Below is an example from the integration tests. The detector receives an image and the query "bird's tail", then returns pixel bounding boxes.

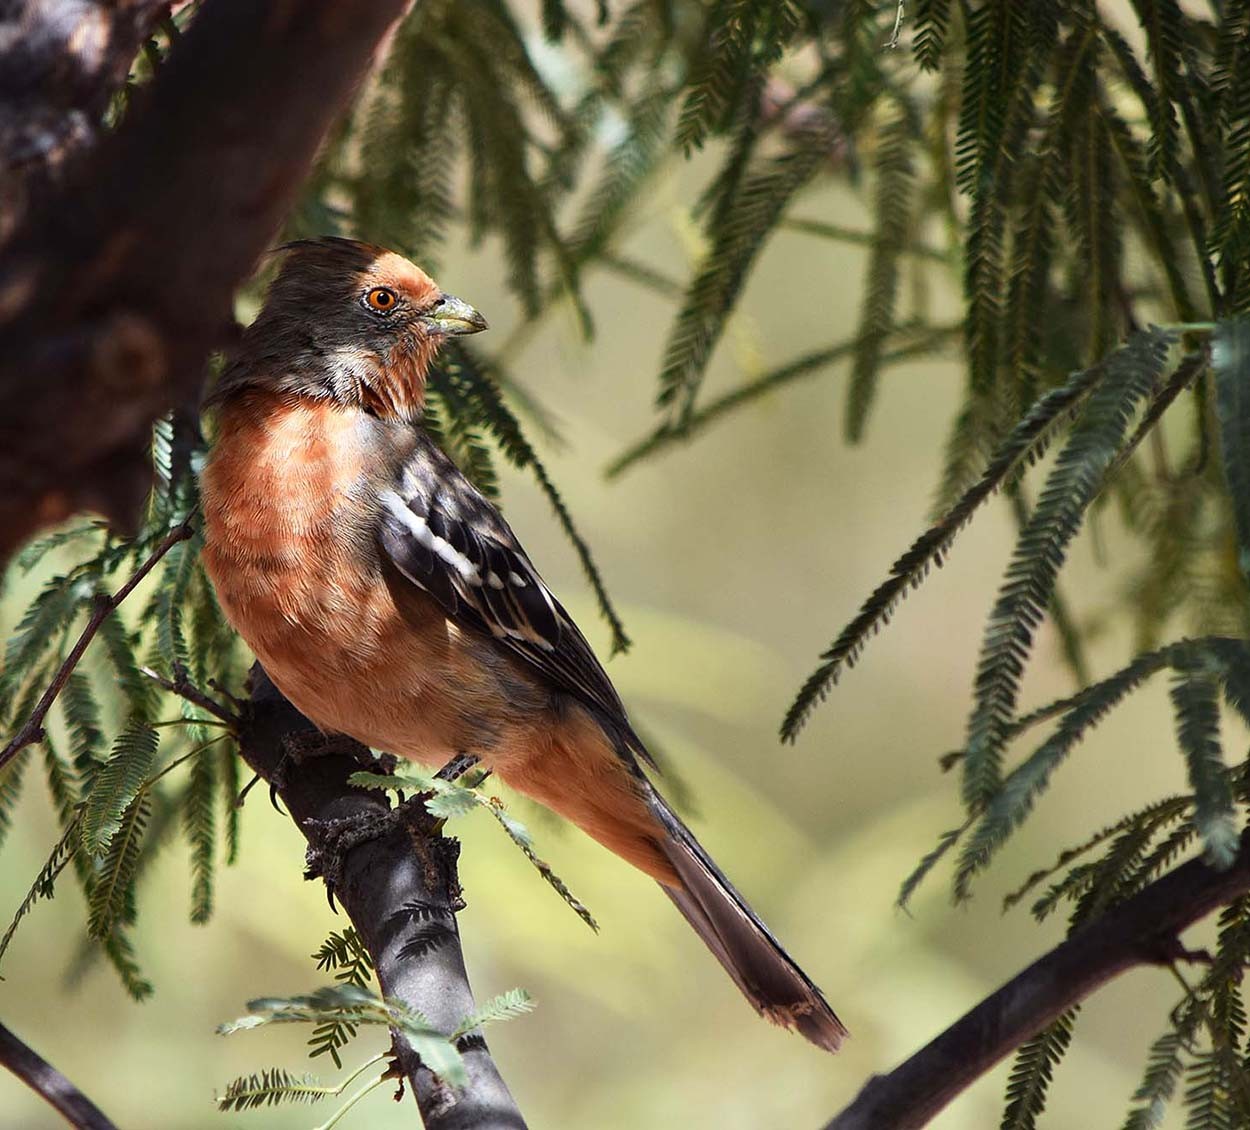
[645,784,848,1053]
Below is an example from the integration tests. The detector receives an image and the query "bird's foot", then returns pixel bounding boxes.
[304,792,454,911]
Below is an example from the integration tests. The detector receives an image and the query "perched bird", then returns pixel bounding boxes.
[200,237,846,1052]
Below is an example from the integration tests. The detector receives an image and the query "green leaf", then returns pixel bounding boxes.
[846,100,916,441]
[963,329,1173,809]
[184,743,217,924]
[0,747,31,856]
[1000,1008,1079,1129]
[87,793,152,938]
[1129,0,1185,182]
[913,0,951,72]
[452,987,535,1039]
[782,341,1115,742]
[81,720,159,856]
[655,143,828,430]
[217,1068,332,1111]
[1122,1031,1186,1130]
[1169,656,1238,869]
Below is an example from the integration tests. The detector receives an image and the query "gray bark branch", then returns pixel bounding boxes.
[825,831,1250,1130]
[240,667,527,1130]
[0,1018,118,1130]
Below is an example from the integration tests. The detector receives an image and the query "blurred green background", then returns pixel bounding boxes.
[0,161,1208,1128]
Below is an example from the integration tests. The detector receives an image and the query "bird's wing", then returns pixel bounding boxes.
[377,435,647,759]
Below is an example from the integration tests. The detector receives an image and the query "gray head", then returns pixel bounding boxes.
[211,237,486,420]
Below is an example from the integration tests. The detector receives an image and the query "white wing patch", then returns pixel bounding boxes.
[381,490,482,584]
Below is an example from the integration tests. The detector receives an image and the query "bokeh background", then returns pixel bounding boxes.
[0,141,1211,1129]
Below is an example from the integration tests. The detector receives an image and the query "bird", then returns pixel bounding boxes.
[199,236,846,1052]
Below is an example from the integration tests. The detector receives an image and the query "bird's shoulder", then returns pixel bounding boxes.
[376,426,649,762]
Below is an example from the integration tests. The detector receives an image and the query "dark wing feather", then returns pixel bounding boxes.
[378,435,647,761]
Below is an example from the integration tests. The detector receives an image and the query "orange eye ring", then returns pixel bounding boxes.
[364,287,398,315]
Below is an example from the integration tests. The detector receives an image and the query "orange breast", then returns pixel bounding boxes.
[201,392,444,748]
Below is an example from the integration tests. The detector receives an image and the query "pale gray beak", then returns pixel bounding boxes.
[422,293,488,336]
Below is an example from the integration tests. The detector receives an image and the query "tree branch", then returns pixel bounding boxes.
[238,666,527,1130]
[0,0,171,240]
[825,831,1250,1130]
[0,0,412,562]
[0,1018,118,1130]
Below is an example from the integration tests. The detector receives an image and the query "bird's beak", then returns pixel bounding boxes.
[422,293,488,336]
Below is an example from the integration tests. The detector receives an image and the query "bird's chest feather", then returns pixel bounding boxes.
[201,395,428,688]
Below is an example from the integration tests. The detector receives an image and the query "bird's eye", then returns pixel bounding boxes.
[363,287,398,315]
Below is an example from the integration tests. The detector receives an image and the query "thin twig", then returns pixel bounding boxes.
[138,665,237,725]
[0,519,194,773]
[0,1020,118,1130]
[825,830,1250,1130]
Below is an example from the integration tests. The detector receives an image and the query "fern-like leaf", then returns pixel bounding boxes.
[913,0,952,72]
[655,142,828,430]
[216,1068,331,1111]
[1130,0,1185,182]
[1169,655,1238,869]
[451,987,535,1039]
[782,341,1117,742]
[81,719,159,856]
[846,100,916,441]
[87,792,152,938]
[183,743,217,924]
[1000,1007,1080,1129]
[963,329,1173,809]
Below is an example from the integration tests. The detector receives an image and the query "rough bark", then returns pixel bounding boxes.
[0,0,409,562]
[240,667,527,1130]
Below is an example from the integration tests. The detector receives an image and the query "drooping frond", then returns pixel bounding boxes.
[1168,654,1237,869]
[674,0,802,153]
[183,742,217,924]
[846,99,916,441]
[962,329,1174,809]
[1129,0,1185,183]
[80,719,159,856]
[913,0,952,73]
[781,343,1121,742]
[655,142,829,430]
[954,636,1245,896]
[87,793,151,939]
[999,1008,1080,1130]
[1213,318,1250,583]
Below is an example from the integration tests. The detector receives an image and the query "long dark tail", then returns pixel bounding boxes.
[645,784,848,1052]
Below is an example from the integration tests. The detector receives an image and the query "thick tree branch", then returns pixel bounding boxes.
[0,1019,118,1130]
[825,831,1250,1130]
[0,0,411,562]
[0,0,171,239]
[238,666,526,1130]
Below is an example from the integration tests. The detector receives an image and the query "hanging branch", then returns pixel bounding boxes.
[824,831,1250,1130]
[0,518,195,773]
[237,666,527,1130]
[0,1019,118,1130]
